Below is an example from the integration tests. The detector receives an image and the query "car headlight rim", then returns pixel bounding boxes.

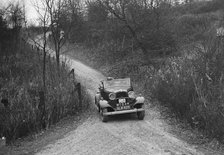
[128,91,135,98]
[109,93,116,100]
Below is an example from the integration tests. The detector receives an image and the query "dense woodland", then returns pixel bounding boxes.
[1,0,224,144]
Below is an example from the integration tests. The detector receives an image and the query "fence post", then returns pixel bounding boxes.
[38,91,46,129]
[48,54,51,64]
[69,69,81,110]
[68,69,75,81]
[76,83,82,110]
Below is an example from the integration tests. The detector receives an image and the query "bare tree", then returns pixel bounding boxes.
[5,2,25,29]
[5,1,26,50]
[61,0,83,43]
[32,0,51,89]
[45,0,71,72]
[98,0,150,61]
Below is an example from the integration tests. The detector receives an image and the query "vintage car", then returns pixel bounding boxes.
[95,77,145,122]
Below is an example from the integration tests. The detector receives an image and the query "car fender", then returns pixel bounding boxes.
[134,96,145,106]
[95,93,101,103]
[99,100,112,109]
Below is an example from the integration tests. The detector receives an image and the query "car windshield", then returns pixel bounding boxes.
[104,78,131,90]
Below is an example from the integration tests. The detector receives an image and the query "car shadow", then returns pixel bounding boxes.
[107,113,140,122]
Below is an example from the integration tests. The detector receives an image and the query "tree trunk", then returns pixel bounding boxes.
[43,32,47,90]
[56,48,60,75]
[43,49,46,89]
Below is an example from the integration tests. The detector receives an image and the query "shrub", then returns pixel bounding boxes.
[175,13,217,44]
[151,57,195,117]
[151,37,224,139]
[192,0,224,14]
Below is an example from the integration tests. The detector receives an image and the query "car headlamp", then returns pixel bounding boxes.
[109,93,116,100]
[128,91,135,98]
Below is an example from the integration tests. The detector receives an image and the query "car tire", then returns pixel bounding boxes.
[137,111,145,120]
[100,108,108,122]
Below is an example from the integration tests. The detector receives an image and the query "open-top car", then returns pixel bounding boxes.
[95,77,145,122]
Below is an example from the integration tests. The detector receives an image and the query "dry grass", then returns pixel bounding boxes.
[150,37,224,141]
[0,42,91,143]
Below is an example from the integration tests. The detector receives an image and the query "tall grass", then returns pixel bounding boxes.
[0,42,90,143]
[151,37,224,140]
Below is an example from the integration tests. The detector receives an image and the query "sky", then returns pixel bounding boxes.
[0,0,212,25]
[1,0,39,25]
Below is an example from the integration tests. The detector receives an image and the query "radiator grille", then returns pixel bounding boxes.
[116,92,128,98]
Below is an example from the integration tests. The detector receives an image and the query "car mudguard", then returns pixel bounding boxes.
[95,93,101,104]
[134,96,145,107]
[99,100,113,109]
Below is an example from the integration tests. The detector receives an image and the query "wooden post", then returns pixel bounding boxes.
[72,69,75,81]
[38,91,46,129]
[0,137,6,148]
[48,54,51,64]
[68,69,75,81]
[76,83,82,110]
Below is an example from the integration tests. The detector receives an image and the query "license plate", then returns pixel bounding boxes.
[117,99,130,110]
[124,105,130,109]
[117,106,130,110]
[119,99,126,103]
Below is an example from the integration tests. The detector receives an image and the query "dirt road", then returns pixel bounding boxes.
[33,53,212,155]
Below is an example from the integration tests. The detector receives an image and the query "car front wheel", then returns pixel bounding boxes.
[137,111,145,120]
[100,108,108,122]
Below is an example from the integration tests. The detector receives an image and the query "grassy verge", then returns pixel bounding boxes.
[0,41,91,144]
[151,38,224,142]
